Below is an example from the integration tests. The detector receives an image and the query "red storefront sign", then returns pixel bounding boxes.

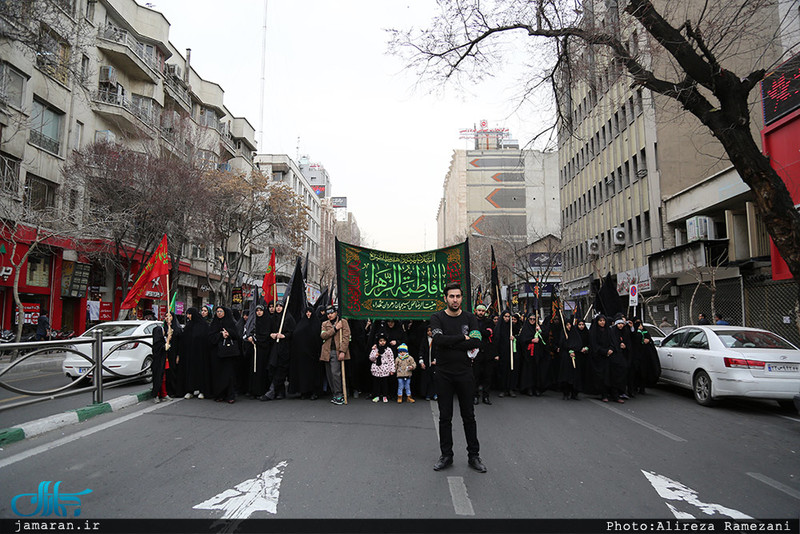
[16,303,40,325]
[99,302,113,321]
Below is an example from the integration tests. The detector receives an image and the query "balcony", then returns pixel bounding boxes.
[96,24,160,83]
[91,89,157,139]
[29,130,60,155]
[163,75,191,111]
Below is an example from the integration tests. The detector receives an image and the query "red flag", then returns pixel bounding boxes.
[263,248,276,302]
[120,234,170,310]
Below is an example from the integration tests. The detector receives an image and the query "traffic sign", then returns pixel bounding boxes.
[629,284,638,307]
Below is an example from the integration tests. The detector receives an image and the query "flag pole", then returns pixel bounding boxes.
[275,291,290,343]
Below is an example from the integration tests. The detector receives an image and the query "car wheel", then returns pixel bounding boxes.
[141,355,153,384]
[693,370,716,406]
[777,399,799,413]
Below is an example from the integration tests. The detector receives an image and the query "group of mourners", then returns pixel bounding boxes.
[148,300,661,406]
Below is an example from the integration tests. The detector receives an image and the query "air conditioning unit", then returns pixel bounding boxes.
[99,65,117,84]
[587,238,600,256]
[94,130,116,143]
[612,226,627,246]
[166,64,182,79]
[686,215,715,242]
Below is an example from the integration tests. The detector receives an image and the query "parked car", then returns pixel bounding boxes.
[643,323,666,346]
[62,321,161,383]
[657,325,800,409]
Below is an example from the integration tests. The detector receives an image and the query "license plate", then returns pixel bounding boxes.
[766,364,800,373]
[77,367,88,374]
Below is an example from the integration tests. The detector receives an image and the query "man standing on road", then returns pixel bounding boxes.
[35,311,50,341]
[320,306,350,405]
[430,282,486,473]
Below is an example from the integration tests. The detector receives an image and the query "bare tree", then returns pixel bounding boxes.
[389,0,800,284]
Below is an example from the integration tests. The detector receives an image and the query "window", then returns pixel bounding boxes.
[30,100,64,154]
[68,188,79,221]
[643,210,651,240]
[80,54,90,84]
[0,153,21,193]
[36,25,70,84]
[85,0,96,20]
[25,174,58,211]
[73,120,83,150]
[683,330,708,350]
[0,62,25,109]
[26,255,51,287]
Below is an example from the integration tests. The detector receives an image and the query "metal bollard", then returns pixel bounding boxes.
[92,329,104,404]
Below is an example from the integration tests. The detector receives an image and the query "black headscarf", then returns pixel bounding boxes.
[210,306,240,341]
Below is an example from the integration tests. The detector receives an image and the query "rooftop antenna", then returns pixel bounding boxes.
[296,136,300,161]
[257,0,268,151]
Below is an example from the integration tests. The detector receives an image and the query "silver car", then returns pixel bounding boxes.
[62,320,160,383]
[657,325,800,409]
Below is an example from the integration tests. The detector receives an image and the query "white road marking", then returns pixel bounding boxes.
[194,461,288,519]
[0,400,175,469]
[747,472,800,500]
[448,476,475,516]
[777,415,800,423]
[430,400,439,429]
[592,400,687,442]
[642,470,753,519]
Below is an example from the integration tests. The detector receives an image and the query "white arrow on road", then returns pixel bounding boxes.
[642,470,753,519]
[194,460,288,519]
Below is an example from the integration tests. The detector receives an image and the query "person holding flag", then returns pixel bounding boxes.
[152,309,182,402]
[120,234,170,313]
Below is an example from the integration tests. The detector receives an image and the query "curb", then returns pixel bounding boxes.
[0,390,152,447]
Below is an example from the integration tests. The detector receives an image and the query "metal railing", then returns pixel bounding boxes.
[0,332,154,413]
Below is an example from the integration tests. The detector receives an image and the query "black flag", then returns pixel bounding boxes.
[283,257,306,323]
[490,246,503,314]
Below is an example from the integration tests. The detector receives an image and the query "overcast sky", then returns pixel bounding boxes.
[150,0,553,253]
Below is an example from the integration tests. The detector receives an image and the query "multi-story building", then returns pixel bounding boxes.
[556,0,796,335]
[437,126,560,247]
[254,154,322,296]
[0,0,258,332]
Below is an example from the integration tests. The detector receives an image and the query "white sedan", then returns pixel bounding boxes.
[657,325,800,409]
[62,320,161,383]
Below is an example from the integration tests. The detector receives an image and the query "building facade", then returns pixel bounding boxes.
[0,0,259,332]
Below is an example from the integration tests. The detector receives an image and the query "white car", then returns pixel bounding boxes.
[657,325,800,409]
[62,321,161,383]
[643,323,666,346]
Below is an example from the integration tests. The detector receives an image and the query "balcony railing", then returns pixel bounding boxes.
[163,75,191,109]
[29,130,60,155]
[92,89,158,130]
[97,24,159,75]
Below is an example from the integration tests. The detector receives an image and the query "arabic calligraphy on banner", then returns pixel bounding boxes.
[336,239,471,320]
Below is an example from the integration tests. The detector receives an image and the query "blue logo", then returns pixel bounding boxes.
[11,481,92,517]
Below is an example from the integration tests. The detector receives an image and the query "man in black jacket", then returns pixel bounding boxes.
[429,282,486,473]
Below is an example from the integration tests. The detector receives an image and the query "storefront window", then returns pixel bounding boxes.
[26,255,51,287]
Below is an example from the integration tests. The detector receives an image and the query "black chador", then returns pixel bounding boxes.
[589,315,613,401]
[208,307,240,403]
[609,318,631,402]
[517,315,545,396]
[472,313,496,404]
[152,315,182,398]
[291,306,324,399]
[495,311,519,396]
[260,304,296,400]
[557,321,583,399]
[179,307,210,398]
[246,306,272,397]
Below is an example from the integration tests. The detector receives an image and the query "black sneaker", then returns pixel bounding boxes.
[433,455,453,471]
[468,456,487,473]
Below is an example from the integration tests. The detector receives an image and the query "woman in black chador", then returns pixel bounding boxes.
[259,300,296,401]
[632,318,661,394]
[558,319,583,400]
[152,311,182,401]
[609,315,631,403]
[246,304,272,398]
[518,313,544,396]
[179,307,210,399]
[589,315,613,402]
[291,305,323,399]
[208,306,240,403]
[495,309,519,397]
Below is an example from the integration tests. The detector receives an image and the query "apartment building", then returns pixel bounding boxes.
[0,0,258,332]
[556,0,796,336]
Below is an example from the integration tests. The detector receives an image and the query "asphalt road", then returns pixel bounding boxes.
[0,384,798,523]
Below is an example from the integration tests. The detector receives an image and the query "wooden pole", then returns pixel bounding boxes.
[275,291,290,343]
[339,326,348,404]
[509,317,514,371]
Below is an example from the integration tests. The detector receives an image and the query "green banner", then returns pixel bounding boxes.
[336,239,471,320]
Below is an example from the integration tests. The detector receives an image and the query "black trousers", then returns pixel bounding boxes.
[436,368,480,458]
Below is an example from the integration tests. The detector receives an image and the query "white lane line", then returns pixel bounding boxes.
[642,470,753,519]
[777,415,800,423]
[747,472,800,500]
[591,399,687,442]
[447,476,475,516]
[194,461,288,518]
[0,400,175,469]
